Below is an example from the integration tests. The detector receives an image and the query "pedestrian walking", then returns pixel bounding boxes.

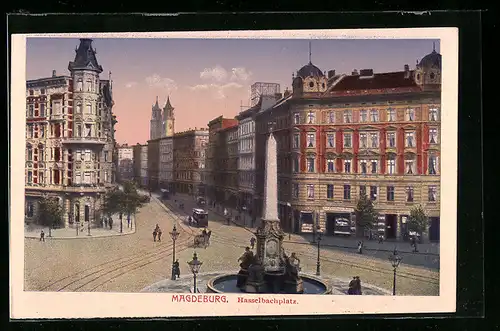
[348,276,356,295]
[378,234,384,244]
[157,227,163,242]
[250,237,256,249]
[153,229,157,242]
[357,241,364,254]
[173,259,180,279]
[109,218,113,230]
[104,218,108,228]
[40,230,45,242]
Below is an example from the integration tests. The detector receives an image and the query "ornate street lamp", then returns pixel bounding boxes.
[388,248,403,296]
[169,225,180,280]
[187,252,203,293]
[316,226,322,276]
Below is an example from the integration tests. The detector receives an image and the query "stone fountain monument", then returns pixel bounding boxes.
[206,122,330,294]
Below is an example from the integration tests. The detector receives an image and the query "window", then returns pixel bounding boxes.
[76,103,82,114]
[406,108,415,121]
[27,145,33,161]
[343,133,352,148]
[85,124,92,137]
[28,104,34,117]
[326,133,335,148]
[360,109,368,122]
[76,124,82,137]
[359,185,366,197]
[429,107,439,121]
[292,133,300,148]
[292,183,299,198]
[53,101,61,115]
[360,160,367,174]
[326,159,335,172]
[370,160,378,174]
[104,171,109,182]
[307,184,314,199]
[405,159,415,174]
[104,151,109,162]
[40,88,45,95]
[370,186,378,200]
[293,113,300,124]
[307,133,315,148]
[406,186,414,202]
[370,109,379,122]
[87,79,92,92]
[27,124,34,138]
[344,159,351,173]
[26,201,34,217]
[387,156,396,174]
[328,111,335,123]
[39,147,44,161]
[428,154,438,175]
[370,132,379,148]
[39,171,44,184]
[87,104,92,114]
[29,90,34,96]
[27,171,33,184]
[76,150,82,161]
[40,103,45,117]
[387,108,396,121]
[327,184,334,199]
[387,132,396,148]
[387,186,395,201]
[343,110,352,123]
[77,79,83,91]
[343,185,351,200]
[405,132,415,147]
[84,172,91,184]
[307,157,315,172]
[307,111,315,124]
[293,156,300,172]
[360,133,367,148]
[428,186,437,202]
[429,128,438,144]
[85,150,91,162]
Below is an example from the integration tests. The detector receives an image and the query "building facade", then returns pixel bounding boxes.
[172,129,209,196]
[132,143,142,186]
[147,138,160,191]
[140,144,148,187]
[150,96,175,140]
[254,49,441,241]
[206,116,239,205]
[24,38,116,228]
[158,136,174,192]
[222,124,239,210]
[117,144,134,182]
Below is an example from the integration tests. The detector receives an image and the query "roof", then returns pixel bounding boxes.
[222,118,238,129]
[68,39,103,73]
[153,96,161,110]
[418,49,442,69]
[297,62,324,78]
[164,96,174,109]
[330,71,419,92]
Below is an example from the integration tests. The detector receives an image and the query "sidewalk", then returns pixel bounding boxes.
[167,193,439,256]
[25,213,136,239]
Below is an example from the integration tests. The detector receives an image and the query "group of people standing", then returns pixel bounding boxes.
[348,276,362,295]
[153,224,163,242]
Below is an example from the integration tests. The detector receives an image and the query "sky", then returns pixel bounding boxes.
[26,38,440,145]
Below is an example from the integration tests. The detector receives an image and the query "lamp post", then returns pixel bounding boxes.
[187,252,203,293]
[169,225,180,280]
[316,226,322,276]
[119,212,123,233]
[388,248,402,296]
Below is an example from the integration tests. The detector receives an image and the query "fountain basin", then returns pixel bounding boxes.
[207,273,331,295]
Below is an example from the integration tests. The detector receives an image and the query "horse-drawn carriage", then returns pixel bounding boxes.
[193,229,212,248]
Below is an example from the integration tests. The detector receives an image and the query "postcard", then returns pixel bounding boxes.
[10,27,458,319]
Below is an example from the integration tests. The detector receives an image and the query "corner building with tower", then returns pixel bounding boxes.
[24,38,116,228]
[255,47,442,242]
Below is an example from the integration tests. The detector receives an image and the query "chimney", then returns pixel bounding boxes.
[328,70,336,79]
[352,69,359,76]
[404,64,410,78]
[283,88,291,97]
[52,70,57,77]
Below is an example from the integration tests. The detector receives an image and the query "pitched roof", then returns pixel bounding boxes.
[164,96,174,109]
[68,39,103,73]
[331,71,419,92]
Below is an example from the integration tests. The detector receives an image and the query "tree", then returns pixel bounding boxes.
[120,180,144,229]
[354,194,378,237]
[37,196,64,236]
[407,205,429,235]
[102,187,122,226]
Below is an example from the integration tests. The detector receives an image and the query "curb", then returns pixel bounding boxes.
[25,228,136,240]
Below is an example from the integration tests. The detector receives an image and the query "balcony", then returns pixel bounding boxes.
[63,184,107,193]
[48,114,65,122]
[62,136,107,145]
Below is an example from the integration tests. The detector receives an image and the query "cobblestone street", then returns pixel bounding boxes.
[25,197,439,295]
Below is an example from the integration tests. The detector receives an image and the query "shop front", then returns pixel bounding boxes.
[322,207,354,236]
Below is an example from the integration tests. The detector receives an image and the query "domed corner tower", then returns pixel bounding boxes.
[292,61,328,96]
[414,44,442,91]
[163,96,175,137]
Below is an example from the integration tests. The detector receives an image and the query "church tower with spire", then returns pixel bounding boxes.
[150,96,163,140]
[162,96,175,137]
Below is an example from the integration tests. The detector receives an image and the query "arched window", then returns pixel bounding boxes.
[87,79,92,92]
[76,103,82,114]
[77,79,83,91]
[27,145,33,161]
[86,104,92,114]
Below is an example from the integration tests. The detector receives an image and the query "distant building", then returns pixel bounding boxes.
[150,96,175,140]
[132,143,142,186]
[172,128,209,197]
[221,123,239,210]
[24,38,116,228]
[158,136,174,192]
[117,144,134,182]
[140,144,148,187]
[147,138,160,191]
[206,116,239,206]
